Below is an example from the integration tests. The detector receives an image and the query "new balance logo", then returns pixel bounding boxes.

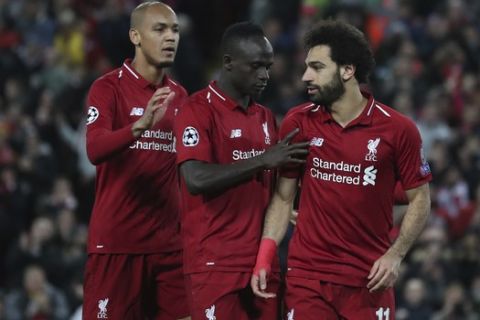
[130,107,144,116]
[97,298,109,319]
[230,129,242,138]
[310,137,324,147]
[205,305,216,320]
[362,165,377,186]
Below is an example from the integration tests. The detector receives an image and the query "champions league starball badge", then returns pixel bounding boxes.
[182,126,199,147]
[87,106,99,125]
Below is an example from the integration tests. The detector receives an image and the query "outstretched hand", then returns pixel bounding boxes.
[259,128,309,169]
[132,87,175,138]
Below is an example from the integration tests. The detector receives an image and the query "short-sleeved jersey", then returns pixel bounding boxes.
[280,92,432,287]
[174,81,278,274]
[85,59,188,254]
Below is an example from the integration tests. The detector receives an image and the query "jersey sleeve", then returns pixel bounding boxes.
[278,111,305,179]
[174,99,213,165]
[85,78,136,165]
[395,118,432,190]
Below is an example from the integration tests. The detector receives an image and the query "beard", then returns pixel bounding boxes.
[309,69,345,108]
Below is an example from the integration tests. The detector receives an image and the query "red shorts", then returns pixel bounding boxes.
[83,252,189,320]
[285,276,395,320]
[185,271,280,320]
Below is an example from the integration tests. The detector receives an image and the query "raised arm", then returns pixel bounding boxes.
[86,84,174,165]
[367,183,430,292]
[251,176,299,298]
[179,129,308,195]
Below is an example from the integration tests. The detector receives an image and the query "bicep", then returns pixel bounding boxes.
[405,183,430,203]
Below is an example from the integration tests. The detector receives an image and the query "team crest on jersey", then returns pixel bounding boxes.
[262,122,271,144]
[365,138,380,161]
[183,126,199,147]
[287,308,294,320]
[97,298,109,318]
[205,305,216,320]
[87,106,99,125]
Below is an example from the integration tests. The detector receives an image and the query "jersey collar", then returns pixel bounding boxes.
[315,91,375,127]
[122,59,169,89]
[207,81,258,113]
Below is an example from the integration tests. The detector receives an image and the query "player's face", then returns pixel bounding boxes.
[229,37,274,100]
[302,45,345,107]
[136,5,179,68]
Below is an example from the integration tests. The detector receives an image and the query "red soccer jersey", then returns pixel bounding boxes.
[85,59,187,254]
[280,92,432,287]
[174,81,278,274]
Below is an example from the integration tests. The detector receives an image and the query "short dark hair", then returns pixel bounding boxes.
[221,21,266,55]
[304,20,375,83]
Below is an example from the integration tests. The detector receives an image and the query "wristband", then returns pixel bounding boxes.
[253,238,277,276]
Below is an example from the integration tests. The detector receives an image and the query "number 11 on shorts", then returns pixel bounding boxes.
[375,307,390,320]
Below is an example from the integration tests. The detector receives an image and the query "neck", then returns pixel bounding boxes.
[217,73,250,110]
[131,56,165,86]
[330,86,367,127]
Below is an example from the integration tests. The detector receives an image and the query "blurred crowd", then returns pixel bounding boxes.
[0,0,479,318]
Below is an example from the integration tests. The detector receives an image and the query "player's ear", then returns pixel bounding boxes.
[341,64,355,81]
[223,54,233,71]
[129,28,141,47]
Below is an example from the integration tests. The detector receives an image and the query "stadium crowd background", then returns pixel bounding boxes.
[0,0,479,318]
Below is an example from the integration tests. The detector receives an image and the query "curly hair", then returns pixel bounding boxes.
[304,20,375,83]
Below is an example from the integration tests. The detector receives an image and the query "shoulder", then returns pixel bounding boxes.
[371,100,419,135]
[177,87,212,119]
[166,77,188,97]
[283,102,316,124]
[89,68,121,93]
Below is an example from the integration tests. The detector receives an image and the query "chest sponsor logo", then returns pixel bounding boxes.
[262,121,271,145]
[310,157,378,186]
[130,107,144,116]
[310,137,324,147]
[365,138,380,161]
[129,130,176,152]
[205,305,216,320]
[232,148,266,161]
[183,126,199,147]
[230,129,242,138]
[97,298,109,319]
[86,106,99,125]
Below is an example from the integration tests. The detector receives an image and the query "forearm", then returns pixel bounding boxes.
[388,186,430,258]
[86,125,137,165]
[181,158,266,195]
[262,192,294,244]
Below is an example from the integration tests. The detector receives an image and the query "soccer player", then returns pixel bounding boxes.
[83,2,190,319]
[251,20,432,320]
[174,22,309,320]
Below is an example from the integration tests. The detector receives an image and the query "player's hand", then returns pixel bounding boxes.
[132,87,175,138]
[251,268,276,299]
[367,250,402,292]
[259,128,309,169]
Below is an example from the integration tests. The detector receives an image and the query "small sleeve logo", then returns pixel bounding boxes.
[182,126,199,147]
[87,106,99,125]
